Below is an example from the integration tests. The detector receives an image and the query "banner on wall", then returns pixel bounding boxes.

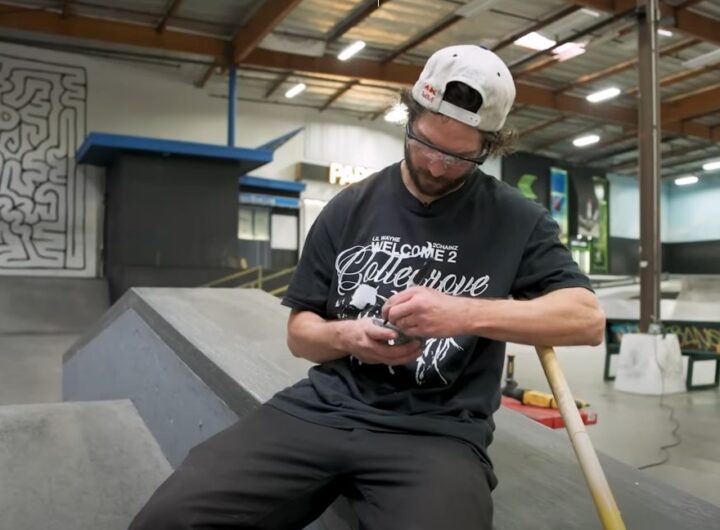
[550,167,569,244]
[592,176,609,273]
[572,171,609,273]
[501,152,551,207]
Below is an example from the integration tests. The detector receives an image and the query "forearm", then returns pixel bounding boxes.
[467,288,605,346]
[286,310,353,364]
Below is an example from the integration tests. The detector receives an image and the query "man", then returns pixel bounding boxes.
[131,45,605,530]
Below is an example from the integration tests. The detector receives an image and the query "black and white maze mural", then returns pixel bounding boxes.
[0,53,88,271]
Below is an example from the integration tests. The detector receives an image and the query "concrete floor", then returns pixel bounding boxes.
[1,276,718,511]
[505,341,720,508]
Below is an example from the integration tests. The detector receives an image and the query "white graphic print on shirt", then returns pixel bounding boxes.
[333,235,489,386]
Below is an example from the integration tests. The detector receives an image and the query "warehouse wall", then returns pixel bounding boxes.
[0,42,404,277]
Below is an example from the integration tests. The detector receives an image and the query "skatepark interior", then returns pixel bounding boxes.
[2,0,720,528]
[1,274,719,529]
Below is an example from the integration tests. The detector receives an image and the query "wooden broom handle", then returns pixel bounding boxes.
[535,345,627,530]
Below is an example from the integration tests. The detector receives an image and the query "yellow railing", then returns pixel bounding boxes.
[237,266,295,290]
[202,266,261,288]
[203,266,295,296]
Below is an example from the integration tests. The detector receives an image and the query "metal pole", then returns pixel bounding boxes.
[228,65,237,147]
[637,0,661,332]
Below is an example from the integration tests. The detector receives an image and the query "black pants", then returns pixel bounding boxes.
[130,405,494,530]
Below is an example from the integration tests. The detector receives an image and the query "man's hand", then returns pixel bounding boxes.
[344,318,424,366]
[382,286,471,338]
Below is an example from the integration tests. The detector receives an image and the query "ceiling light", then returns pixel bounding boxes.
[682,49,720,69]
[284,83,306,99]
[338,41,366,61]
[384,103,408,124]
[514,32,556,51]
[553,42,586,62]
[580,8,600,17]
[573,134,600,147]
[586,87,621,103]
[674,175,698,186]
[703,160,720,171]
[455,0,503,17]
[657,29,673,37]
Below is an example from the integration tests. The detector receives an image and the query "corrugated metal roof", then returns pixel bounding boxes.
[1,0,717,175]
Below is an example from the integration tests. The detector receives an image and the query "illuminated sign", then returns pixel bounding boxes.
[328,162,377,186]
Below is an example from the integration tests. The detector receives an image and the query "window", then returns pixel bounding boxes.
[237,206,270,241]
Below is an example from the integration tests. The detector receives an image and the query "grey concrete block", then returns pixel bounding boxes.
[0,400,171,530]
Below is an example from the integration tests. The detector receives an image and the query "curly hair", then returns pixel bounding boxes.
[399,84,517,159]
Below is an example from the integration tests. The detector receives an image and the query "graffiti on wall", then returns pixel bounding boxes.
[608,321,720,353]
[0,53,88,271]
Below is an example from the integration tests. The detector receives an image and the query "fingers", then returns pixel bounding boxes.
[382,287,421,320]
[373,340,424,366]
[365,319,398,342]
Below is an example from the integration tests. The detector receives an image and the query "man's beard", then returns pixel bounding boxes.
[404,144,475,199]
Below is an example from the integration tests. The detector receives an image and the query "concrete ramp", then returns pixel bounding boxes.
[677,275,720,302]
[0,400,171,530]
[63,288,308,468]
[63,288,720,529]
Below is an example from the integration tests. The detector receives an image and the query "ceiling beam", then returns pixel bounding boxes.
[232,0,303,64]
[326,0,390,43]
[493,5,582,52]
[62,0,73,18]
[0,4,226,57]
[568,0,720,46]
[608,140,716,172]
[556,38,698,93]
[382,13,462,64]
[624,62,720,97]
[157,0,183,34]
[195,60,222,88]
[570,130,637,162]
[662,84,720,123]
[674,0,705,9]
[532,124,600,151]
[518,116,567,138]
[264,72,293,98]
[320,80,359,111]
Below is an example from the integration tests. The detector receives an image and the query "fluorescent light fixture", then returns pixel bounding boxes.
[455,0,503,17]
[514,32,556,51]
[674,175,698,186]
[553,42,586,62]
[658,29,673,37]
[284,83,306,99]
[338,40,366,61]
[573,134,600,147]
[580,8,600,17]
[586,87,621,103]
[703,160,720,171]
[384,103,408,124]
[682,48,720,69]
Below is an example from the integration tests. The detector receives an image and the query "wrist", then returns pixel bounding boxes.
[333,318,355,354]
[465,297,493,336]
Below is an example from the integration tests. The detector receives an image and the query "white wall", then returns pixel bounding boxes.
[665,173,720,243]
[0,42,406,277]
[608,174,671,241]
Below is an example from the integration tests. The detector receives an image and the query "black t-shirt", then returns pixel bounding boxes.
[270,161,591,472]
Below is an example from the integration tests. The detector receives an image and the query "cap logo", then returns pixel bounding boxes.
[421,83,438,103]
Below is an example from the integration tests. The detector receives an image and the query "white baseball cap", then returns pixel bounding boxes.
[411,45,516,132]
